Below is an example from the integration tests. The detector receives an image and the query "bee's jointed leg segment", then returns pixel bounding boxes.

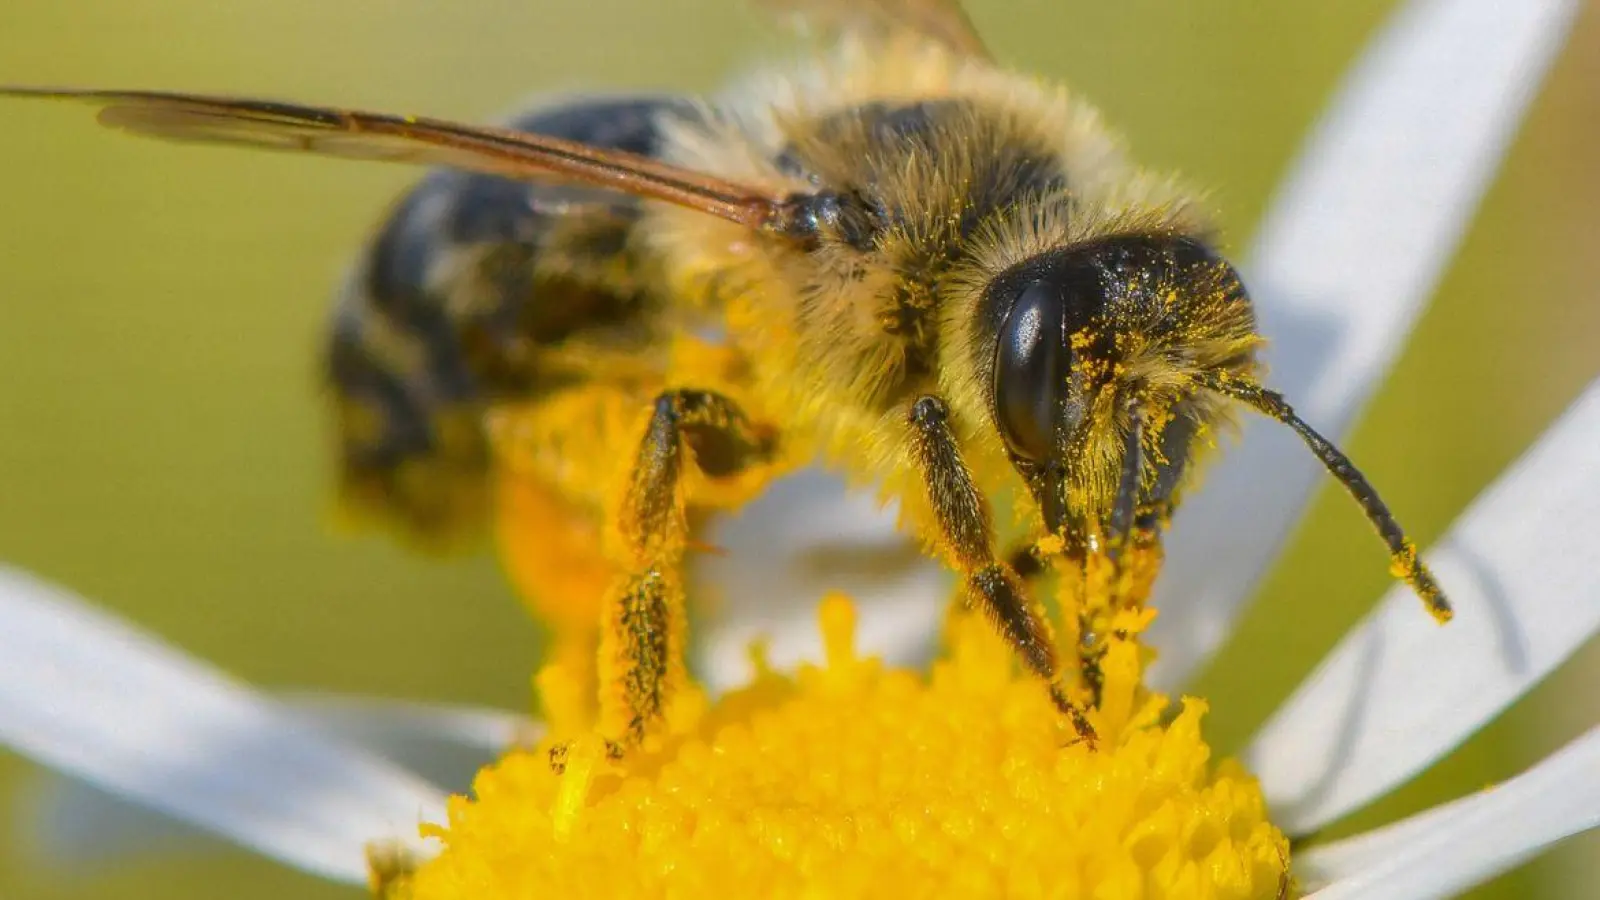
[602,569,674,752]
[600,389,769,748]
[1004,540,1047,581]
[908,396,1096,743]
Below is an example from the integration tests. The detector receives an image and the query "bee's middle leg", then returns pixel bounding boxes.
[600,388,772,751]
[908,396,1096,744]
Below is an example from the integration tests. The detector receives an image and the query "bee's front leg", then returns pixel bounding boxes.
[907,396,1097,745]
[599,388,773,753]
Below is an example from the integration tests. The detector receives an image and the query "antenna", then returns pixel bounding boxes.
[1204,376,1453,624]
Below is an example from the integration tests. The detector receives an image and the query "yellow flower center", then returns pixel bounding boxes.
[391,593,1291,899]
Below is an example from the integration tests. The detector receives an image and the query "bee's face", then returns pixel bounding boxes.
[979,234,1259,542]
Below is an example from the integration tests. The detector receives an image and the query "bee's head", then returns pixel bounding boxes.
[979,233,1259,547]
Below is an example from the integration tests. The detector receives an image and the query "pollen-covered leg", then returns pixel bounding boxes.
[1071,409,1165,707]
[907,396,1096,743]
[599,389,775,749]
[1059,526,1171,707]
[599,569,681,753]
[487,386,655,731]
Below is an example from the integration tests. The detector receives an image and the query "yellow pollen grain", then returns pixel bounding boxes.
[396,595,1291,899]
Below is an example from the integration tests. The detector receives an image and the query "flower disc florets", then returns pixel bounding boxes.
[396,595,1290,899]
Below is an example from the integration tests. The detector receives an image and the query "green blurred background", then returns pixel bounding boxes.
[0,2,1594,897]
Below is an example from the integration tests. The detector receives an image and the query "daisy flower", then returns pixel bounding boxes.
[1,0,1594,897]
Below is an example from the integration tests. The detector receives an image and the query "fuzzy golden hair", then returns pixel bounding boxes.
[647,34,1252,540]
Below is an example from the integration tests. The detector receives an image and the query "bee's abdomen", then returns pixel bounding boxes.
[327,95,691,547]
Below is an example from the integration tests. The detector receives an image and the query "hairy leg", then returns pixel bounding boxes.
[599,388,775,749]
[908,396,1096,744]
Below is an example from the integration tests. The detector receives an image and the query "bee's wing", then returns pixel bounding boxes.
[0,88,790,230]
[755,0,989,60]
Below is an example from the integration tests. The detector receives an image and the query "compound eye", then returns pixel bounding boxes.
[993,280,1073,462]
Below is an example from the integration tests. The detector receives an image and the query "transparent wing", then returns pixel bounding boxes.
[0,88,788,229]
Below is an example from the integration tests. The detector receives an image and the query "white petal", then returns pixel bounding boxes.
[1147,0,1579,690]
[692,469,949,692]
[21,695,535,868]
[1301,724,1600,900]
[284,693,537,768]
[0,567,449,884]
[1246,378,1600,834]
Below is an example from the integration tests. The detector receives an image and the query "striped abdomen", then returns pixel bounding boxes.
[326,96,689,545]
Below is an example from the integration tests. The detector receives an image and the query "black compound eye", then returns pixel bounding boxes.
[993,281,1074,462]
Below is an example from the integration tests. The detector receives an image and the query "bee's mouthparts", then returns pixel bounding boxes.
[1038,463,1069,538]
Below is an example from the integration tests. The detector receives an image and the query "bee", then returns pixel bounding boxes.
[3,0,1451,750]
